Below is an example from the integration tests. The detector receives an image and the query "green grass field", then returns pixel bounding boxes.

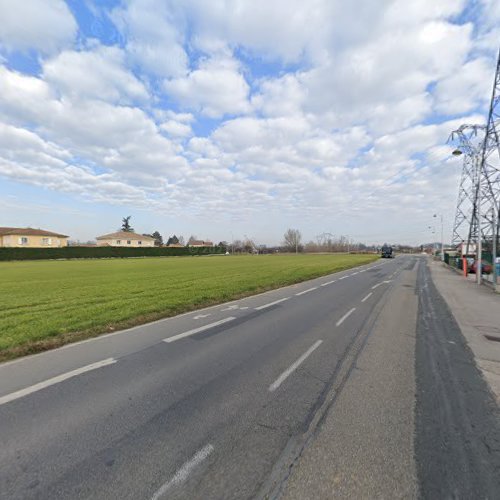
[0,253,378,359]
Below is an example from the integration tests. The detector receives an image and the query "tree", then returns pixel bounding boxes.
[178,235,185,245]
[187,235,198,245]
[151,231,163,247]
[121,216,134,232]
[283,228,302,253]
[218,241,228,252]
[167,235,180,246]
[243,237,256,253]
[232,239,243,253]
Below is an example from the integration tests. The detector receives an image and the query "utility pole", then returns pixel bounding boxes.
[492,208,498,291]
[434,214,444,261]
[477,176,483,284]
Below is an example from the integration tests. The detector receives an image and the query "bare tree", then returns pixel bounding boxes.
[243,237,257,253]
[283,228,302,253]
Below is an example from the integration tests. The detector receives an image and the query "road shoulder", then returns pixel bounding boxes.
[429,259,500,402]
[281,264,418,499]
[416,258,500,498]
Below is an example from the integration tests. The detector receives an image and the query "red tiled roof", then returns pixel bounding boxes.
[96,231,155,241]
[0,227,68,238]
[189,240,214,246]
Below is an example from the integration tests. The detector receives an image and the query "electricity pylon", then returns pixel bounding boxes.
[450,47,500,257]
[478,47,500,247]
[449,124,486,248]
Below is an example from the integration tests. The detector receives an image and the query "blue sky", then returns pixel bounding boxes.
[0,0,499,245]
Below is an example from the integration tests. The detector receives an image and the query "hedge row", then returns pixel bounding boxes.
[0,245,226,261]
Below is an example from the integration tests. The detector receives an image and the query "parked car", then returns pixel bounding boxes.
[469,260,492,274]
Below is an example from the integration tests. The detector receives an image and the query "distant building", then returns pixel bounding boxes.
[95,231,155,247]
[167,243,185,248]
[188,240,214,247]
[0,227,69,248]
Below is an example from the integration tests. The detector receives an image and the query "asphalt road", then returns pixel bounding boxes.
[1,255,499,499]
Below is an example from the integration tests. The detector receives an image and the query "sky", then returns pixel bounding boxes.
[0,0,499,246]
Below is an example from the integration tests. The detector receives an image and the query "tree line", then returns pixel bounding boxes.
[120,216,225,248]
[119,218,419,254]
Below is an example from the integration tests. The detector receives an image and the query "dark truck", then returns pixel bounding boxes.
[381,244,393,258]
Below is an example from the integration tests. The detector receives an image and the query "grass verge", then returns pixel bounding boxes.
[0,253,378,361]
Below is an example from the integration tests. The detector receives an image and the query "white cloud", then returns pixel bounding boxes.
[0,121,151,205]
[43,44,149,103]
[184,0,333,63]
[252,74,305,117]
[164,56,251,117]
[299,20,473,131]
[111,0,188,78]
[159,120,192,138]
[0,64,188,190]
[0,0,77,54]
[434,57,494,115]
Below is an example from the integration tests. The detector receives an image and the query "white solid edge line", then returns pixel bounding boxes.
[361,292,373,303]
[269,340,323,392]
[0,358,116,406]
[163,317,236,343]
[255,297,290,310]
[295,287,318,296]
[151,444,214,500]
[335,307,356,327]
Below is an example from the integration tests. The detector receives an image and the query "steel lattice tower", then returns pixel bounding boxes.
[450,125,486,247]
[477,47,500,249]
[450,47,500,252]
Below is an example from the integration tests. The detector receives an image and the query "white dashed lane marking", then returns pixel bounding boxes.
[163,317,236,343]
[269,340,323,392]
[336,308,356,327]
[0,358,117,406]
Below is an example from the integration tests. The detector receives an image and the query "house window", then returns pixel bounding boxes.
[116,240,121,245]
[138,241,142,245]
[42,238,52,245]
[127,240,131,245]
[19,237,28,245]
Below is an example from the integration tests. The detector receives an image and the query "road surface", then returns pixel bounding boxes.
[1,255,499,499]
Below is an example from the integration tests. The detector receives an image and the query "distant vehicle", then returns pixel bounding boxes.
[381,244,393,258]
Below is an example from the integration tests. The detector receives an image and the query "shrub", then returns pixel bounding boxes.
[0,246,225,261]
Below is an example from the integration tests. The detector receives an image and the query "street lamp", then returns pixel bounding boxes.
[433,214,444,261]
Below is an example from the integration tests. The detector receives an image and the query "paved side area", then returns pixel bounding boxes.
[282,263,419,499]
[416,259,500,499]
[430,259,500,402]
